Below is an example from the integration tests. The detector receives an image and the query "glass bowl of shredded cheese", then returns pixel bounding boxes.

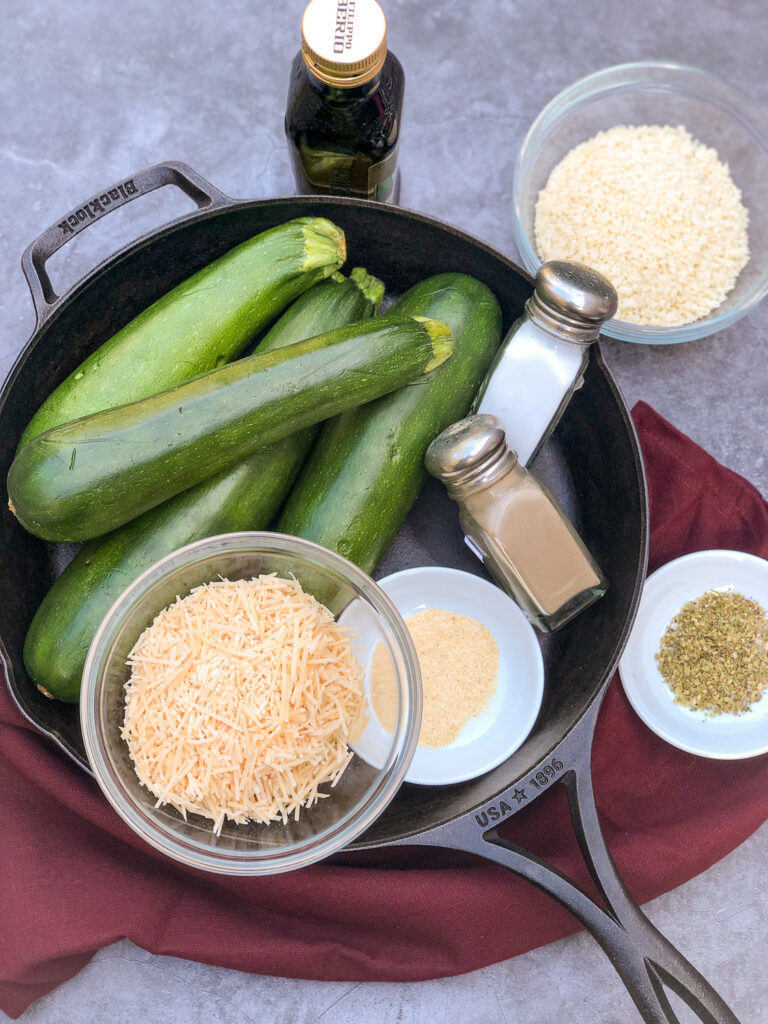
[80,532,422,875]
[512,62,768,343]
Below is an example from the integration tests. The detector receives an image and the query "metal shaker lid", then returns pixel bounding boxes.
[528,261,618,343]
[425,414,518,498]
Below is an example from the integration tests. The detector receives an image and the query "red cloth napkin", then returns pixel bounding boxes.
[2,401,768,1018]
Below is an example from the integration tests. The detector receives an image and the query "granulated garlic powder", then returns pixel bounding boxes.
[370,608,498,748]
[534,124,749,327]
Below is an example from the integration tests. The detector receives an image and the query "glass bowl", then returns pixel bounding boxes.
[80,532,422,875]
[512,62,768,344]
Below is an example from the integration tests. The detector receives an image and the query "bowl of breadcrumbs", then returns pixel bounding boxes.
[512,62,768,343]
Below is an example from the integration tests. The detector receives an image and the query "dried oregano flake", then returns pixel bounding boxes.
[655,590,768,717]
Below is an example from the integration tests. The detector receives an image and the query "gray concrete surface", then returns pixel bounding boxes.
[1,0,767,1021]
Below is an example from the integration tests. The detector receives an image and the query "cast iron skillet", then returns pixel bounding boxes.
[0,163,737,1024]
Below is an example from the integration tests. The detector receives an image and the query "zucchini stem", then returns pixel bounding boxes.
[350,267,386,311]
[300,217,347,275]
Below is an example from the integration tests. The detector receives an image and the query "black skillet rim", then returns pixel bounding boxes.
[0,192,649,841]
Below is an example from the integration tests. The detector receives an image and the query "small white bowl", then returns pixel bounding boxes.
[348,566,545,785]
[618,550,768,759]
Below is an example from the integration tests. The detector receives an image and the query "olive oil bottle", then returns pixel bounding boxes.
[285,0,404,203]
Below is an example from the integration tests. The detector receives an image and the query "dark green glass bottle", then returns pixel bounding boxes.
[285,0,404,204]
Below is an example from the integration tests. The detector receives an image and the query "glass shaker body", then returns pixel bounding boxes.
[425,414,607,633]
[285,51,404,203]
[473,262,617,466]
[473,316,590,466]
[458,462,606,632]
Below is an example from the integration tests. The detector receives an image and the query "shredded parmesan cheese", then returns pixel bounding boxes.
[534,124,750,327]
[122,575,366,834]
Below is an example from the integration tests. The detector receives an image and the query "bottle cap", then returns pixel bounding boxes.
[425,415,519,499]
[528,261,618,343]
[301,0,388,88]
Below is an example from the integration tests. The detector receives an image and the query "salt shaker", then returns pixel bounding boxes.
[425,414,606,632]
[473,262,617,465]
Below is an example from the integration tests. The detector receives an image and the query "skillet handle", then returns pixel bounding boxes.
[483,772,741,1023]
[21,161,233,324]
[416,694,741,1023]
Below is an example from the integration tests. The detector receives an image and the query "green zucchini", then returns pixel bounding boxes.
[277,273,502,573]
[19,217,346,449]
[9,314,452,542]
[24,268,384,702]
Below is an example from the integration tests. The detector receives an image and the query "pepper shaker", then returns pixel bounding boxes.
[425,414,606,632]
[473,262,617,465]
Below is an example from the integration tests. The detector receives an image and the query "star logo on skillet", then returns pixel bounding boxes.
[511,787,527,804]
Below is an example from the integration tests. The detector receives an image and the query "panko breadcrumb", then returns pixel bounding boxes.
[534,124,749,327]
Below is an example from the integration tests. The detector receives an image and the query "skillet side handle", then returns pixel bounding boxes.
[481,703,742,1024]
[21,161,234,324]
